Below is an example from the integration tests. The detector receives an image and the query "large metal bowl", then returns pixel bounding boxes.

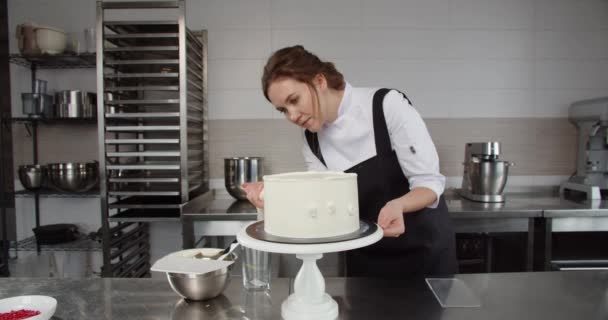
[47,162,99,192]
[18,164,45,191]
[224,157,264,200]
[468,160,514,195]
[166,249,238,301]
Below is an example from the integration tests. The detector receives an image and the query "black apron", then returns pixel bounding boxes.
[305,88,457,278]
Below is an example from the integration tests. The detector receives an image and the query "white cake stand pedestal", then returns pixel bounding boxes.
[237,222,383,320]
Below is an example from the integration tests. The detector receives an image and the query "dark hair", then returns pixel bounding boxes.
[261,45,345,101]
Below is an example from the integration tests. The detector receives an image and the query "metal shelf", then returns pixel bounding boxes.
[9,53,96,69]
[11,235,102,252]
[15,189,100,198]
[108,208,180,222]
[109,196,184,209]
[8,117,97,124]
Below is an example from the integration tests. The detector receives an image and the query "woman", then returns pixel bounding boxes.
[244,45,457,278]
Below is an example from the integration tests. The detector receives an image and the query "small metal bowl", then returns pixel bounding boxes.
[166,249,238,301]
[18,164,45,191]
[224,157,263,200]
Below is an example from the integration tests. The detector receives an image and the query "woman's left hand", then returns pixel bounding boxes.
[378,200,405,238]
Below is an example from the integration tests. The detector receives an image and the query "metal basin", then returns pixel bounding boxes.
[224,157,263,200]
[468,160,513,195]
[166,250,237,301]
[18,164,45,191]
[47,162,99,192]
[55,90,97,118]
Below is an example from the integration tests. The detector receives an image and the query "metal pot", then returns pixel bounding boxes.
[22,93,54,118]
[467,160,514,195]
[224,157,264,200]
[55,90,97,118]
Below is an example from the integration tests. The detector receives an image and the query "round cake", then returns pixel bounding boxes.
[263,171,360,239]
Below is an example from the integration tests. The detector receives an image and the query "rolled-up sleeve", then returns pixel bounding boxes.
[382,90,445,208]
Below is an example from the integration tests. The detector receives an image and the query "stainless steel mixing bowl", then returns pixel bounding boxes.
[224,157,264,200]
[468,160,514,195]
[166,251,237,301]
[47,162,99,192]
[18,164,45,191]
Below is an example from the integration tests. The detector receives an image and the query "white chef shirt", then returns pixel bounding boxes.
[301,82,445,208]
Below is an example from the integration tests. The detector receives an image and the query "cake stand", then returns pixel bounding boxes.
[236,221,383,320]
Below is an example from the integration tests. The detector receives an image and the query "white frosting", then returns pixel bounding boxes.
[263,171,360,238]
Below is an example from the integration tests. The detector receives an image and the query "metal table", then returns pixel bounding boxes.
[182,189,608,271]
[1,271,608,319]
[540,200,608,270]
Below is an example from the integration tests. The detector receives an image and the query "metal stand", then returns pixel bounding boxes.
[237,221,383,320]
[560,181,602,200]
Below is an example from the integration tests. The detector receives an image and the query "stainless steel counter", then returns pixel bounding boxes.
[183,188,608,221]
[180,189,608,271]
[2,271,608,319]
[181,189,588,236]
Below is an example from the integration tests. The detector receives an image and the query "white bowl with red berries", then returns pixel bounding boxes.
[0,296,56,320]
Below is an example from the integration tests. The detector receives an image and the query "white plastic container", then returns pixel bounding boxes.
[35,26,66,54]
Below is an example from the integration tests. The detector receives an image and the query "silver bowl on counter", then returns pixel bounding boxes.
[166,250,238,301]
[55,90,97,118]
[46,162,99,192]
[18,164,46,191]
[467,160,514,195]
[224,157,264,200]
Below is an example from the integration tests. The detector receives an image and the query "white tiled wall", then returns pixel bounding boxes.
[8,0,608,120]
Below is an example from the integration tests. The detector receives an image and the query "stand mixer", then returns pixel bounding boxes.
[560,97,608,200]
[459,142,513,203]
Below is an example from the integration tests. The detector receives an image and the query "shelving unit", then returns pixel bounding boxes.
[12,235,101,252]
[14,189,99,198]
[9,53,96,69]
[97,0,209,278]
[9,53,97,253]
[10,117,97,124]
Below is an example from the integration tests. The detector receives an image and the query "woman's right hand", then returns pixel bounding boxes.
[242,182,265,208]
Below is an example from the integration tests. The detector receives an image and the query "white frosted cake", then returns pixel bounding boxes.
[262,171,359,239]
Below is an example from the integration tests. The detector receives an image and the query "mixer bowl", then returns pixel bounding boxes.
[224,157,263,200]
[18,164,45,191]
[468,160,513,195]
[47,162,99,192]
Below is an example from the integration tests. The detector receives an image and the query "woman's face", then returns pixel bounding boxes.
[267,77,323,132]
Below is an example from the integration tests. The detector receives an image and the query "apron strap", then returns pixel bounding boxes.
[304,129,327,167]
[373,88,414,156]
[305,88,413,164]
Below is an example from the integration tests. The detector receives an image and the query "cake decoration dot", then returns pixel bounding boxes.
[327,201,336,214]
[347,204,355,216]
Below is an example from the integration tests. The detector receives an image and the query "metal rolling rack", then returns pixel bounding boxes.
[96,0,208,277]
